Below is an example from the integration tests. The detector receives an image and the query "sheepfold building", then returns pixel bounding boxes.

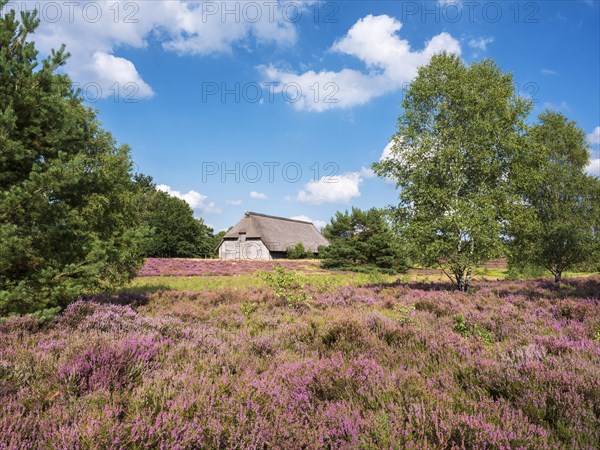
[217,212,329,260]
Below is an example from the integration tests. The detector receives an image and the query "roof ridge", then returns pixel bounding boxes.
[245,211,313,225]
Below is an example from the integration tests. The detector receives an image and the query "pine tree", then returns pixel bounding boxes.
[320,208,407,274]
[0,4,144,315]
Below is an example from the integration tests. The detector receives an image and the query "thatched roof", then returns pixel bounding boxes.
[223,212,329,252]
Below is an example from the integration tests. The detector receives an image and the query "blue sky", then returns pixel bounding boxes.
[13,0,600,231]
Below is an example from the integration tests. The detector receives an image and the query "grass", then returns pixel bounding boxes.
[130,270,404,293]
[130,262,597,293]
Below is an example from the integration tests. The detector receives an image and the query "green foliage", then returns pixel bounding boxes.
[320,208,408,274]
[374,53,531,291]
[452,314,471,337]
[240,303,257,320]
[380,304,414,325]
[0,6,145,315]
[286,242,308,259]
[507,111,600,283]
[136,181,215,258]
[260,265,310,308]
[505,262,547,280]
[452,314,494,344]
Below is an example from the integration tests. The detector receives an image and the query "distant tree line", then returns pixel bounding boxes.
[133,174,222,259]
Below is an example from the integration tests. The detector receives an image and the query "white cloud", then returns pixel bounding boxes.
[586,158,599,177]
[262,14,461,111]
[156,184,221,214]
[290,215,327,230]
[541,68,559,76]
[159,2,296,56]
[250,191,268,200]
[297,172,363,204]
[226,199,243,206]
[587,126,600,145]
[438,0,462,5]
[88,51,154,98]
[543,101,571,114]
[359,166,376,178]
[380,141,395,161]
[468,37,494,51]
[19,1,297,100]
[377,141,401,184]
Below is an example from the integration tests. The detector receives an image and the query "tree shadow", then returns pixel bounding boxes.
[492,277,600,301]
[80,283,173,307]
[362,279,457,292]
[361,276,600,300]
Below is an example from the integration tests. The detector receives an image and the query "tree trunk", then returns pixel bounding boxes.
[454,268,465,291]
[455,268,471,292]
[554,271,562,284]
[464,267,472,292]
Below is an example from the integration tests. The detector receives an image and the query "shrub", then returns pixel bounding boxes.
[240,303,257,320]
[452,314,494,344]
[260,265,311,308]
[286,243,308,259]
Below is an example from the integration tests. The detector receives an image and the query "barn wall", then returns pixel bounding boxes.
[218,240,272,260]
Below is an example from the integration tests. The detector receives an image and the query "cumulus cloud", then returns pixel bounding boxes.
[377,141,401,184]
[586,158,599,177]
[587,126,600,145]
[541,68,559,76]
[18,1,297,100]
[380,141,395,161]
[87,52,154,98]
[250,191,268,200]
[359,166,376,179]
[296,172,363,204]
[156,184,221,214]
[226,199,243,206]
[290,215,327,230]
[468,37,494,51]
[543,101,571,114]
[262,14,461,111]
[159,1,296,56]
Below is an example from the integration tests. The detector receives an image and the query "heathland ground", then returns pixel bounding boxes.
[1,259,598,448]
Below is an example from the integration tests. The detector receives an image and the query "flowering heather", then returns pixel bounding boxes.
[139,258,329,277]
[0,277,599,448]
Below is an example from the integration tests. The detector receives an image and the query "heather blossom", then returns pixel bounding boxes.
[0,276,598,448]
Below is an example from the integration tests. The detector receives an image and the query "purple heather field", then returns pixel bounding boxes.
[138,258,329,277]
[1,259,599,449]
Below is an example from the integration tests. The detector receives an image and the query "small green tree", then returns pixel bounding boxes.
[286,242,308,259]
[508,111,600,283]
[374,53,531,291]
[261,266,310,308]
[320,208,407,274]
[0,5,144,315]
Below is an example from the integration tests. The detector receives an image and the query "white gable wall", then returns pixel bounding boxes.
[218,239,272,260]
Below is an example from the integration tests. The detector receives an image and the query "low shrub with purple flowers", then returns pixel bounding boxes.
[1,273,599,448]
[138,258,328,277]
